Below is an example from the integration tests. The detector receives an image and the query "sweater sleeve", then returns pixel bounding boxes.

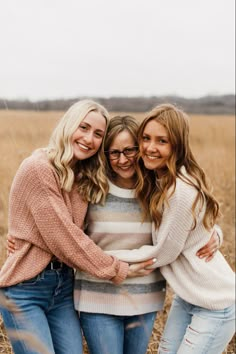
[15,156,128,284]
[106,180,199,267]
[214,224,223,246]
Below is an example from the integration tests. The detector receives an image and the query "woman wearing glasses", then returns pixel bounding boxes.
[74,115,222,354]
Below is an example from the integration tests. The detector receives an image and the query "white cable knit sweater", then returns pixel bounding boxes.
[107,173,235,310]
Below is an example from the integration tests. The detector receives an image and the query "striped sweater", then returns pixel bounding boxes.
[74,181,166,316]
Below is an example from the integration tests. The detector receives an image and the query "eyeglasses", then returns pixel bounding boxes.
[105,146,139,160]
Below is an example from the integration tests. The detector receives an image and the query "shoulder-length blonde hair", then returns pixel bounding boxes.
[47,99,109,204]
[136,103,219,230]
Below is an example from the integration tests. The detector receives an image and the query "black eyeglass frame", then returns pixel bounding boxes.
[105,146,139,160]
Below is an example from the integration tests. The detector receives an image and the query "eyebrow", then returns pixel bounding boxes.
[110,145,136,149]
[143,132,168,138]
[81,122,105,133]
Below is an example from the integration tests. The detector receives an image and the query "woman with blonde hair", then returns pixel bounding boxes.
[0,100,152,354]
[107,104,235,353]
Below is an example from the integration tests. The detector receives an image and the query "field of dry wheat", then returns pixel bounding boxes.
[0,110,235,353]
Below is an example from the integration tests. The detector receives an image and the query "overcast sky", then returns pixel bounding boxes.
[0,0,235,100]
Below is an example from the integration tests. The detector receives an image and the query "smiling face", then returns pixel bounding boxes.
[108,130,137,188]
[71,111,106,163]
[140,119,172,176]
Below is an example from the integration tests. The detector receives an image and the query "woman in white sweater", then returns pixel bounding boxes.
[108,104,235,353]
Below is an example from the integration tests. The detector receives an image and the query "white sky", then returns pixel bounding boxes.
[0,0,235,100]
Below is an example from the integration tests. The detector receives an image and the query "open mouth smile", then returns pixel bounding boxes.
[118,165,133,170]
[145,155,161,160]
[76,142,90,151]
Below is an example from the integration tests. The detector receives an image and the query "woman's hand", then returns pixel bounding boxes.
[6,235,16,256]
[196,229,220,262]
[127,259,156,278]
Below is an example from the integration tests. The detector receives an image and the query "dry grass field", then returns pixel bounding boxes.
[0,110,235,353]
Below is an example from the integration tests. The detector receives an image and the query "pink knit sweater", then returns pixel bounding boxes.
[0,149,128,287]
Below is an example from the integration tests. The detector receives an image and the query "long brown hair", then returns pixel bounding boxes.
[136,103,220,229]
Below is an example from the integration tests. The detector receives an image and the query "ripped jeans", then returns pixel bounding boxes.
[158,295,235,354]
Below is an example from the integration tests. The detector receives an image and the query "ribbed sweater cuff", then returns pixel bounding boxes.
[111,261,129,285]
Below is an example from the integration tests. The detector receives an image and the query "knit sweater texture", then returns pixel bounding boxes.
[106,171,235,310]
[0,150,128,287]
[74,181,166,316]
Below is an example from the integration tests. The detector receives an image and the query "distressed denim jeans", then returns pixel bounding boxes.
[0,267,83,354]
[158,295,235,354]
[80,311,157,354]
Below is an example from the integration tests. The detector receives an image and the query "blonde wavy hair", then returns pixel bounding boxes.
[136,103,220,230]
[47,99,109,204]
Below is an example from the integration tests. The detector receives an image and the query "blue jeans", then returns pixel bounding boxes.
[80,311,157,354]
[158,295,235,354]
[0,266,83,354]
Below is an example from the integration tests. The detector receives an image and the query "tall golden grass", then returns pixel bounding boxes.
[0,110,235,353]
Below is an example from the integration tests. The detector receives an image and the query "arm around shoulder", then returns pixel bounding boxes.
[9,152,129,284]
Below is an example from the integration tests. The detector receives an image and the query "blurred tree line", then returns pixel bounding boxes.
[0,95,235,114]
